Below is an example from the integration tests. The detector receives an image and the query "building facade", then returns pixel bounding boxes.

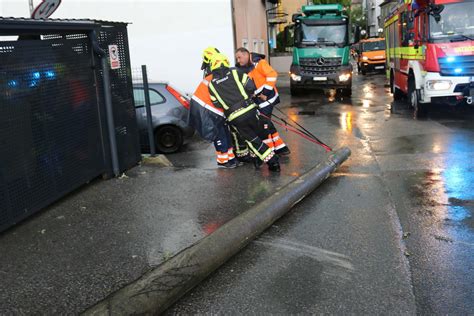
[379,0,398,30]
[366,0,383,37]
[232,0,269,55]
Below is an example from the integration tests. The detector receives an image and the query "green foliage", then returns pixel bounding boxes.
[350,5,367,29]
[309,0,351,6]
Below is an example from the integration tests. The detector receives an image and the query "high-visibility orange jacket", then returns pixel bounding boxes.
[247,55,279,109]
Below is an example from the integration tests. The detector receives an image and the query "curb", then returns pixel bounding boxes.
[83,147,351,316]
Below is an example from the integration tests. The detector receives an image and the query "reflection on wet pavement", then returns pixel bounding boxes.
[166,70,473,314]
[265,71,474,313]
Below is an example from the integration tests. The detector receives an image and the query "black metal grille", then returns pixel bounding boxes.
[439,55,474,76]
[0,36,106,231]
[0,21,140,233]
[300,57,342,76]
[96,24,141,172]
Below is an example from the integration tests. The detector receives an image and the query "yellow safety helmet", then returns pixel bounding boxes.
[210,53,230,71]
[201,46,220,70]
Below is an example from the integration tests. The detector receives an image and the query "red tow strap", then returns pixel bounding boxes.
[259,113,333,152]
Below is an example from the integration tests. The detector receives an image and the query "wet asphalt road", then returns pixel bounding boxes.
[167,71,474,314]
[1,69,472,314]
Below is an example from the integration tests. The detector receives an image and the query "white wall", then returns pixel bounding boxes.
[0,0,235,94]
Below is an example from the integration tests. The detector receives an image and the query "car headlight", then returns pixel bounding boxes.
[290,73,302,82]
[426,80,452,90]
[339,73,351,82]
[362,56,369,61]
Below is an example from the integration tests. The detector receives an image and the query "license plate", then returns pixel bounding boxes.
[375,66,384,69]
[313,76,327,81]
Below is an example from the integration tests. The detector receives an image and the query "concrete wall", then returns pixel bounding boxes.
[232,0,267,55]
[270,55,292,74]
[0,0,235,94]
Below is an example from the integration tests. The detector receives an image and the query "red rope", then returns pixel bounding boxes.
[260,113,333,152]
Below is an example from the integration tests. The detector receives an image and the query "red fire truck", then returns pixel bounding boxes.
[384,0,474,117]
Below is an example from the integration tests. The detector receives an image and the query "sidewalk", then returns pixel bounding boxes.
[0,126,337,313]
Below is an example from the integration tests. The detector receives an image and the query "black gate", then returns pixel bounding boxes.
[0,18,140,232]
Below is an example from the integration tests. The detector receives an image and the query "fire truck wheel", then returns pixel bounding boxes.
[408,78,427,118]
[390,73,403,101]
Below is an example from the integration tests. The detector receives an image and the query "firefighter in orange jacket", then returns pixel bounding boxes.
[190,47,238,168]
[235,47,290,156]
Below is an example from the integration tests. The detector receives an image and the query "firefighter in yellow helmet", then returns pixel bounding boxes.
[201,46,220,76]
[189,47,238,168]
[206,53,280,172]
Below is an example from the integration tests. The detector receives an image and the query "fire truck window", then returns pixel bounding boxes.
[394,20,400,48]
[429,1,474,39]
[401,12,408,46]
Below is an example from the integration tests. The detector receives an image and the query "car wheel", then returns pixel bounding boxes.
[155,125,183,154]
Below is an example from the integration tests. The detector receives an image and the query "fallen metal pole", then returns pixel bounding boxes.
[83,147,351,316]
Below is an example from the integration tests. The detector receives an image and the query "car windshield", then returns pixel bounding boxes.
[430,1,474,40]
[362,40,385,51]
[300,23,347,45]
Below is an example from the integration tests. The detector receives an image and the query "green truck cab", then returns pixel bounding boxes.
[289,4,352,96]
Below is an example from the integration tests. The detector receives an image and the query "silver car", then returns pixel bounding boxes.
[133,83,195,153]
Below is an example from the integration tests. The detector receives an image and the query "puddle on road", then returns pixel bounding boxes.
[410,168,474,229]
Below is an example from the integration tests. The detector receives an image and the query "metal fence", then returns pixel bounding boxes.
[0,18,141,233]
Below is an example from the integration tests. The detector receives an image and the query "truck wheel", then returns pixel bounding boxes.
[339,87,352,97]
[408,77,427,119]
[361,68,367,75]
[390,73,403,101]
[290,85,302,96]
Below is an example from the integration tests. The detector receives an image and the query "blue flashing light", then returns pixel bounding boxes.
[44,70,56,79]
[454,68,463,74]
[32,71,41,79]
[8,80,18,88]
[446,56,456,62]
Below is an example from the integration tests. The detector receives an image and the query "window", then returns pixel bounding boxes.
[253,39,258,52]
[401,12,408,46]
[299,23,347,45]
[133,88,165,107]
[428,1,474,41]
[242,39,248,49]
[260,40,265,54]
[362,40,386,51]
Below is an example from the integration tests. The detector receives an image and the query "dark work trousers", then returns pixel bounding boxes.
[229,107,276,163]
